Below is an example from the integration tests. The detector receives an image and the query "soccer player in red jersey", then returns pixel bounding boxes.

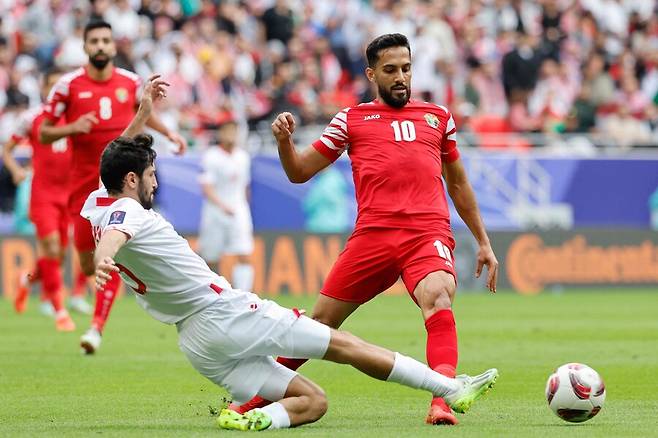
[234,33,499,425]
[39,21,187,353]
[2,69,77,331]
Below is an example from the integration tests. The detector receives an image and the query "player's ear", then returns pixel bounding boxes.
[124,172,138,189]
[365,67,375,83]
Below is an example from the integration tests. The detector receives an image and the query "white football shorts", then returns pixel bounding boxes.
[198,208,254,260]
[176,288,330,404]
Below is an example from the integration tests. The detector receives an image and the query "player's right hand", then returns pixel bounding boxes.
[271,112,296,142]
[140,74,170,115]
[72,112,99,134]
[95,256,120,289]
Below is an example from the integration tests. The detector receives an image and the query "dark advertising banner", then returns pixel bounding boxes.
[1,230,656,298]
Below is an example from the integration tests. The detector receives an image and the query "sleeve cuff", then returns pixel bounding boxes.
[312,140,340,163]
[442,143,460,163]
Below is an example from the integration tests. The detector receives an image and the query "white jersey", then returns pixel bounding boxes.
[199,146,251,216]
[81,188,231,324]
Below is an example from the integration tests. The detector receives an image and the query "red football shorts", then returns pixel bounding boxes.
[69,194,95,253]
[29,195,69,246]
[321,227,457,305]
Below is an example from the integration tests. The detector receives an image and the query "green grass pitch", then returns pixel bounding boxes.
[1,289,657,437]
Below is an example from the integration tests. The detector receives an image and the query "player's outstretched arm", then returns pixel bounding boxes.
[140,75,187,155]
[442,158,499,293]
[1,137,27,184]
[272,112,331,183]
[93,229,128,289]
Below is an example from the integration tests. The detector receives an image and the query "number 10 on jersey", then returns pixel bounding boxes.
[391,120,416,141]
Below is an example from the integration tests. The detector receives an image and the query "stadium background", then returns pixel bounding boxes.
[1,0,657,296]
[1,1,657,436]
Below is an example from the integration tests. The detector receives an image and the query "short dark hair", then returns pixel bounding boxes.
[366,33,411,67]
[42,67,62,84]
[100,134,157,194]
[83,20,112,41]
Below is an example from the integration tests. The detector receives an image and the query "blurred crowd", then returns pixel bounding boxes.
[0,0,657,149]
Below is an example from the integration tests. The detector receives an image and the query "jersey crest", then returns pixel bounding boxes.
[424,113,440,129]
[115,87,129,103]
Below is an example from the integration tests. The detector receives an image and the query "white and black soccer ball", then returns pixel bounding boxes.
[545,363,606,423]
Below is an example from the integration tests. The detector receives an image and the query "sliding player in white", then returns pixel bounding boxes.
[83,76,498,431]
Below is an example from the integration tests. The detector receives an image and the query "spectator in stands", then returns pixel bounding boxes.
[262,0,294,45]
[0,0,657,148]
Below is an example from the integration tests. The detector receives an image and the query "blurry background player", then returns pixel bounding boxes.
[1,68,85,331]
[39,21,187,353]
[233,34,499,426]
[198,117,254,291]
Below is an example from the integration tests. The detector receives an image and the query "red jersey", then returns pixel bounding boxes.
[11,107,71,203]
[312,99,460,230]
[42,66,141,202]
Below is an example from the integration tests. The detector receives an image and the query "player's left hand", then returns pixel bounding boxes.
[95,256,120,289]
[475,244,498,293]
[166,131,188,155]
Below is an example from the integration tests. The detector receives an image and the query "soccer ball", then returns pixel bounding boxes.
[545,363,606,423]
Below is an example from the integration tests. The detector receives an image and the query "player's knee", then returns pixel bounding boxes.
[41,236,60,259]
[430,287,453,310]
[417,272,456,312]
[306,387,328,421]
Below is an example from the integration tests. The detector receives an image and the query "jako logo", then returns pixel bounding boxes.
[364,114,380,120]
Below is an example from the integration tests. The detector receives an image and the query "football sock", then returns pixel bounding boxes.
[425,309,458,408]
[276,357,308,371]
[91,270,121,333]
[37,257,64,312]
[258,403,290,429]
[73,271,88,297]
[386,352,459,397]
[232,263,254,291]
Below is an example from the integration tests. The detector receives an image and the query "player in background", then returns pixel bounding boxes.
[84,77,498,431]
[234,33,499,426]
[198,118,254,291]
[1,68,83,330]
[39,21,187,354]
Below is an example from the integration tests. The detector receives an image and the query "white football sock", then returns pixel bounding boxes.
[386,352,460,398]
[258,402,290,429]
[232,263,254,290]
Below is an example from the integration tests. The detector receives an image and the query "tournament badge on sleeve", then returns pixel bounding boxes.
[109,210,126,225]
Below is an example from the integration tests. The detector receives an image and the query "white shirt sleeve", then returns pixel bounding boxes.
[102,198,148,239]
[198,149,220,185]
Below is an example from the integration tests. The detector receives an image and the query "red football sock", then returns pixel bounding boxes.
[276,357,308,371]
[37,257,64,312]
[91,270,121,333]
[73,271,88,297]
[425,309,458,409]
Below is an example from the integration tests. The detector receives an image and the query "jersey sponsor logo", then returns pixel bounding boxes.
[424,113,439,129]
[115,87,128,103]
[78,91,92,98]
[363,114,380,121]
[108,210,126,225]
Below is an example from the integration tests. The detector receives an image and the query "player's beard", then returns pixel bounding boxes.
[138,181,154,210]
[89,53,111,70]
[379,83,410,108]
